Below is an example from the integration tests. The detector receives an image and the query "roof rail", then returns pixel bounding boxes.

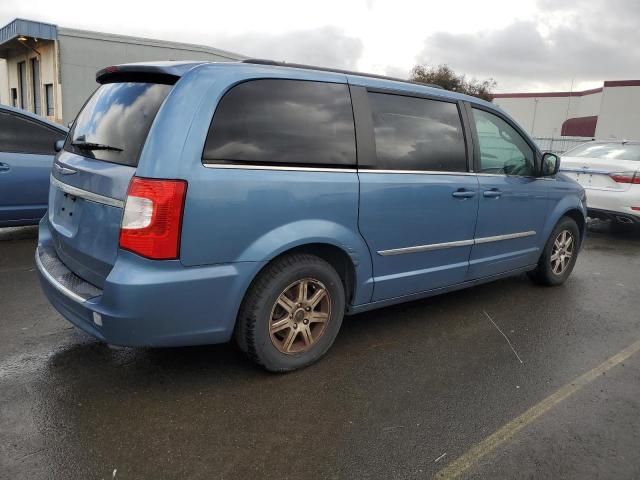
[241,58,444,90]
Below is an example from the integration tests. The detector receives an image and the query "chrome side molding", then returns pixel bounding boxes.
[358,169,476,176]
[473,231,537,244]
[378,230,536,256]
[202,164,552,180]
[203,163,357,173]
[378,239,475,256]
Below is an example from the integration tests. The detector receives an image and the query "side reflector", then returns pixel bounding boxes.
[119,177,187,260]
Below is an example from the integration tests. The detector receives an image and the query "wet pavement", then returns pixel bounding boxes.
[1,222,639,479]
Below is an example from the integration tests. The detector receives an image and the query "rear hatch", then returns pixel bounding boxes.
[49,71,176,288]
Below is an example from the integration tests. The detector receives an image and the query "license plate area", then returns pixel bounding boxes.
[566,171,619,189]
[52,187,84,234]
[568,172,591,186]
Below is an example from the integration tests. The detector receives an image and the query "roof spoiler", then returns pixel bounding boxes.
[95,63,198,85]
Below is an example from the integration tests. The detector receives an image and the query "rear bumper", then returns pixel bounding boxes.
[587,208,640,224]
[36,222,263,347]
[582,184,640,220]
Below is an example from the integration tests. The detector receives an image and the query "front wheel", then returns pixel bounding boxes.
[235,253,345,372]
[528,217,580,286]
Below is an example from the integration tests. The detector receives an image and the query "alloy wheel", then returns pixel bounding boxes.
[269,278,331,354]
[550,230,574,275]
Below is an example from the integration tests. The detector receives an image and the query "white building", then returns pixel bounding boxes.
[0,18,244,124]
[493,81,640,141]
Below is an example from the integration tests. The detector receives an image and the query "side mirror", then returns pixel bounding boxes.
[541,152,560,176]
[54,140,65,152]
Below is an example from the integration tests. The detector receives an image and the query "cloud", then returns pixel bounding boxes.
[213,27,364,70]
[384,65,412,80]
[417,0,640,91]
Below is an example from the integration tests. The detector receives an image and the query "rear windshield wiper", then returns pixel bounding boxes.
[71,140,123,152]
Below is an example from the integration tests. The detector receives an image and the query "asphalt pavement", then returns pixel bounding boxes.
[1,222,639,479]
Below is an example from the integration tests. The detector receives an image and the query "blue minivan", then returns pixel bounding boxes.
[36,60,586,371]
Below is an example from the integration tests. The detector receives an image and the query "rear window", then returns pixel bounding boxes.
[564,143,640,161]
[66,82,172,166]
[202,79,356,167]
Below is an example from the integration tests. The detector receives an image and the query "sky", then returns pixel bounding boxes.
[1,0,638,93]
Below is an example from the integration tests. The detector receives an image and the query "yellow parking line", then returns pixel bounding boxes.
[436,338,640,479]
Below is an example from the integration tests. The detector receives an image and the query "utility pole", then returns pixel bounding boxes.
[563,78,574,135]
[531,98,539,135]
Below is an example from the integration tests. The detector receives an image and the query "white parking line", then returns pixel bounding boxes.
[436,338,640,479]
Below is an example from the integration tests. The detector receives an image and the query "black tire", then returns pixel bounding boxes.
[235,253,345,372]
[528,216,580,286]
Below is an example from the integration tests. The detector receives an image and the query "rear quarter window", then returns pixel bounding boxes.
[202,79,356,168]
[66,82,172,167]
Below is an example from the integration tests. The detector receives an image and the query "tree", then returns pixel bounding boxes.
[409,64,496,102]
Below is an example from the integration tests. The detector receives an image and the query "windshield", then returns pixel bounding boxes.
[563,143,640,161]
[66,82,172,166]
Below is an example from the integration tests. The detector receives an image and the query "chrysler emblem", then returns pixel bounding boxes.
[53,163,77,175]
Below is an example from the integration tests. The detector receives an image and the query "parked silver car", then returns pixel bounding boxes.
[561,141,640,226]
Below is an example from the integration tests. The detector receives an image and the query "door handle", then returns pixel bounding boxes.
[0,163,10,173]
[452,189,477,199]
[483,189,502,198]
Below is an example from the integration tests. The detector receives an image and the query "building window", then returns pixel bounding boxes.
[45,84,54,116]
[11,88,17,107]
[17,61,27,109]
[30,57,41,115]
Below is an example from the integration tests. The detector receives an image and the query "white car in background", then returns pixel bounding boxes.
[561,141,640,227]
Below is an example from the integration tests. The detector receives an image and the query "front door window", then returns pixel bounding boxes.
[472,109,535,176]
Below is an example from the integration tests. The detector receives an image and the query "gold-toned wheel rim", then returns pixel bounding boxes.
[269,278,331,354]
[551,229,574,275]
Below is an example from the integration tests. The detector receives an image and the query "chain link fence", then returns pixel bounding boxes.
[533,137,594,155]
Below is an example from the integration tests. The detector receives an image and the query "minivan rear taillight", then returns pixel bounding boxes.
[119,177,187,259]
[609,171,640,184]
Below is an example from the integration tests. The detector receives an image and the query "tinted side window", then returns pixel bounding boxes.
[368,92,467,172]
[0,112,65,155]
[472,109,535,176]
[203,79,356,167]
